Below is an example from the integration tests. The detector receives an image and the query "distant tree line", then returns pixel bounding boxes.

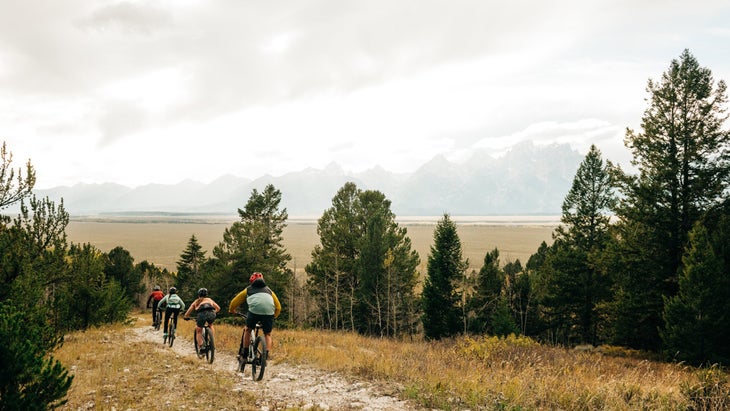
[1,49,728,409]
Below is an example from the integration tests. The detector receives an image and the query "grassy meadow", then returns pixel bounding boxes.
[55,312,729,410]
[65,216,558,275]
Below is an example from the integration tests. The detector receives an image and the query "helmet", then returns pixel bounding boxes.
[249,272,264,283]
[169,287,177,294]
[153,285,161,291]
[198,288,208,297]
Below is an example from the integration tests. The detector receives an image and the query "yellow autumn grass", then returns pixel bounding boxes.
[55,318,257,411]
[56,312,728,410]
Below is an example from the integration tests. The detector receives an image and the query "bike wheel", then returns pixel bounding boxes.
[237,343,247,373]
[251,335,267,381]
[154,312,161,330]
[168,326,175,347]
[194,332,204,359]
[205,328,215,364]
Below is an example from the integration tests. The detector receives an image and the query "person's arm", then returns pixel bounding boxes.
[158,295,168,310]
[271,291,282,319]
[228,289,248,314]
[211,300,221,313]
[146,294,152,308]
[179,298,186,312]
[184,300,196,318]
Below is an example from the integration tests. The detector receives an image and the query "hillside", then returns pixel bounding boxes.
[54,313,727,410]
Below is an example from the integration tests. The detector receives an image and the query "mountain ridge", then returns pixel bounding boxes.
[28,142,583,217]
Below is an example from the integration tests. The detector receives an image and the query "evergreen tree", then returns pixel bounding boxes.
[662,223,730,365]
[0,141,35,212]
[307,183,420,335]
[354,190,420,336]
[612,50,730,349]
[56,243,130,330]
[212,184,293,318]
[0,304,72,410]
[0,142,72,409]
[421,214,467,339]
[307,182,362,330]
[542,145,614,345]
[105,246,143,303]
[176,234,208,302]
[467,248,503,334]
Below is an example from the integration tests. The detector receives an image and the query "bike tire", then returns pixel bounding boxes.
[251,335,266,381]
[194,332,204,359]
[205,328,215,364]
[168,325,175,347]
[154,311,161,330]
[237,343,247,373]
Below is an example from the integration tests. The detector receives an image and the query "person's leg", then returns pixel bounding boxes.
[196,326,203,346]
[265,333,272,354]
[163,310,171,334]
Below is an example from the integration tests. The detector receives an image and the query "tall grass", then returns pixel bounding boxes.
[56,314,729,410]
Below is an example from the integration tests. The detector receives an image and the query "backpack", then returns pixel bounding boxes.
[166,294,183,310]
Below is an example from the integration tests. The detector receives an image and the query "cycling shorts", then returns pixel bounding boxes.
[246,312,275,334]
[196,310,216,328]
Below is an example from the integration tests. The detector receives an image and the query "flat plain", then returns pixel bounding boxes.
[65,216,558,274]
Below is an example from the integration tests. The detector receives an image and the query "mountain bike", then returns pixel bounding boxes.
[163,310,181,347]
[166,318,176,347]
[153,309,161,330]
[184,317,215,363]
[235,313,267,381]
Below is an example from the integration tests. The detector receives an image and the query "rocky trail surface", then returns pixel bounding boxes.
[133,322,419,411]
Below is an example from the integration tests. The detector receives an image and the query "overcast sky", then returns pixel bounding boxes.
[2,1,729,189]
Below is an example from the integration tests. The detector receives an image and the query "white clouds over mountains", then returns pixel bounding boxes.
[1,1,729,189]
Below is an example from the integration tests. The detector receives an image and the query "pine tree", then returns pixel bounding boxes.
[0,141,72,409]
[542,145,615,345]
[421,214,467,339]
[105,246,143,303]
[467,248,503,334]
[176,234,208,302]
[212,184,293,317]
[307,183,419,335]
[662,223,730,365]
[612,49,730,349]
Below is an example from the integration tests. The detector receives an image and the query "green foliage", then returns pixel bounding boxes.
[491,297,520,337]
[467,248,503,334]
[55,243,131,330]
[307,182,420,336]
[662,223,730,365]
[0,303,72,410]
[422,213,467,339]
[212,184,293,317]
[176,234,208,302]
[612,49,730,350]
[0,141,35,212]
[105,246,143,303]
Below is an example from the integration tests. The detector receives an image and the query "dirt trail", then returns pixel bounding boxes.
[133,322,419,411]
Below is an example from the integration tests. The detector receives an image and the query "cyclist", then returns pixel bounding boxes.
[157,286,185,341]
[183,288,220,352]
[229,272,281,359]
[145,285,164,327]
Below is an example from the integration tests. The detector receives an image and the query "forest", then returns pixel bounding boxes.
[1,49,729,409]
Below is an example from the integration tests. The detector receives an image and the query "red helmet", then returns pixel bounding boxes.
[249,272,264,283]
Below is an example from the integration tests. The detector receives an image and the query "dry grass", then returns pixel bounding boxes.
[55,318,257,411]
[66,219,556,274]
[56,312,727,410]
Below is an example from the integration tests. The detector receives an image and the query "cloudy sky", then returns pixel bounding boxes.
[2,0,729,189]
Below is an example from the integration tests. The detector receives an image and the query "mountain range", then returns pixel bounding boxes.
[31,141,583,217]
